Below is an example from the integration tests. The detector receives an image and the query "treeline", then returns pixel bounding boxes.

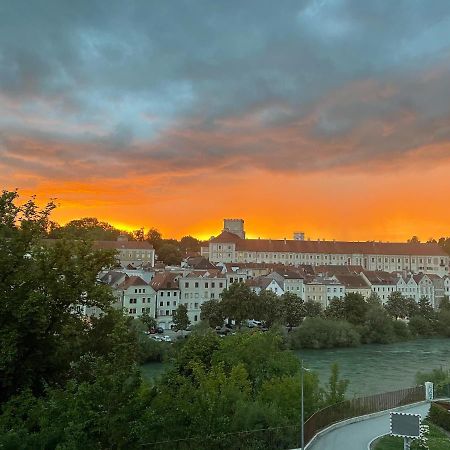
[47,217,201,265]
[0,191,348,449]
[200,284,450,349]
[408,235,450,255]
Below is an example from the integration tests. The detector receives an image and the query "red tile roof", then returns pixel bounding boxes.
[151,272,180,290]
[210,232,447,256]
[118,275,148,290]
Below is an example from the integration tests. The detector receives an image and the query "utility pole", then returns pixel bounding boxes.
[301,359,304,450]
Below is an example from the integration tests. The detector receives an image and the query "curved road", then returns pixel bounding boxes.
[306,402,430,450]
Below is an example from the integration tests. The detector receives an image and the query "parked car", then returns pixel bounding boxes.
[162,335,172,342]
[156,327,164,334]
[247,319,262,328]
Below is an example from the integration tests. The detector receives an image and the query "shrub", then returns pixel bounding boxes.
[289,317,360,349]
[428,402,450,431]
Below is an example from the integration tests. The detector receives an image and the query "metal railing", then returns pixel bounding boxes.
[304,385,425,445]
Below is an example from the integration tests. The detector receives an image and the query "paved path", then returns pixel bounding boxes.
[306,402,430,450]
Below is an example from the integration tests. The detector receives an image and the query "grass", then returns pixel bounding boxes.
[374,422,450,450]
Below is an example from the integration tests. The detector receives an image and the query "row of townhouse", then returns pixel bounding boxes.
[98,261,450,327]
[202,220,449,277]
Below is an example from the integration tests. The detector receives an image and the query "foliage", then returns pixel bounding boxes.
[48,217,126,241]
[361,304,397,344]
[289,317,360,349]
[416,368,450,386]
[279,292,304,328]
[385,292,410,319]
[0,191,118,403]
[324,363,349,405]
[409,315,435,337]
[200,299,226,328]
[179,235,201,252]
[172,304,190,332]
[428,403,450,433]
[156,242,182,265]
[139,310,157,331]
[325,293,368,325]
[303,299,323,318]
[220,283,258,328]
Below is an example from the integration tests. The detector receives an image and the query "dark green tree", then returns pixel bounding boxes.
[145,228,163,251]
[324,363,349,405]
[172,304,190,333]
[220,283,258,328]
[200,300,225,328]
[140,310,157,332]
[157,243,182,265]
[0,191,118,404]
[303,300,323,318]
[279,292,304,329]
[385,291,408,319]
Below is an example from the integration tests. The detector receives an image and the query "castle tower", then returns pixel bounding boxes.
[223,218,245,239]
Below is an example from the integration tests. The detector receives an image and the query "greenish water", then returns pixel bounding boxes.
[141,338,450,397]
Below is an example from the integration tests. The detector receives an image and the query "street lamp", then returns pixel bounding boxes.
[301,360,310,450]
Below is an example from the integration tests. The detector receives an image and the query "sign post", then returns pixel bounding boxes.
[390,412,421,450]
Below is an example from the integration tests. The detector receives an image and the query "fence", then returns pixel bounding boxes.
[304,385,425,445]
[141,385,425,449]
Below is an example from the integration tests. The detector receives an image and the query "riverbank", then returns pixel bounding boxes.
[141,337,450,397]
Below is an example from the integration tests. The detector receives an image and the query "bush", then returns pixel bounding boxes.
[289,317,360,349]
[408,315,435,337]
[428,402,450,431]
[392,320,411,341]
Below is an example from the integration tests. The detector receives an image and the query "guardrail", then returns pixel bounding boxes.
[304,385,425,445]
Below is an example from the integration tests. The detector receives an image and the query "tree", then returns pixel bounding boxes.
[342,293,368,325]
[417,296,434,320]
[180,235,201,253]
[256,290,283,326]
[140,310,157,332]
[279,292,304,329]
[48,217,124,241]
[408,236,421,244]
[303,300,323,318]
[325,297,345,320]
[146,228,163,251]
[132,228,145,241]
[0,191,118,404]
[157,243,182,265]
[220,283,258,328]
[200,300,225,328]
[324,363,349,405]
[172,304,190,334]
[385,291,408,319]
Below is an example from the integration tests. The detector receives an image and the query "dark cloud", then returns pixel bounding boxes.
[1,0,450,182]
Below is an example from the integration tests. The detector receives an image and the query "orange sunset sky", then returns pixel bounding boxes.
[1,1,450,242]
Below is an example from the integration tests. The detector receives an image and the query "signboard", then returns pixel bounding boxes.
[390,412,421,438]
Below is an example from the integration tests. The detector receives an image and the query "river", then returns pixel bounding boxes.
[141,338,450,397]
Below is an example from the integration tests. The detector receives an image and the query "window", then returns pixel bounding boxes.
[135,289,138,293]
[211,282,215,288]
[185,282,189,288]
[129,308,136,314]
[195,282,199,288]
[219,282,223,288]
[194,302,199,308]
[166,301,170,306]
[173,301,177,306]
[205,282,209,288]
[160,292,164,297]
[130,298,137,304]
[167,292,171,297]
[142,298,146,303]
[165,310,170,316]
[194,315,198,321]
[159,301,163,306]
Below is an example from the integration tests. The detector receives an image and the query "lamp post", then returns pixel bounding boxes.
[301,360,310,450]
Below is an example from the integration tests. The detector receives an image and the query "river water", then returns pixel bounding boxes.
[141,338,450,397]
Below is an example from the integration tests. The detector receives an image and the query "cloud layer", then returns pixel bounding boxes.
[1,0,450,239]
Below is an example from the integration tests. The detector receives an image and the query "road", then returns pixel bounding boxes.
[306,402,430,450]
